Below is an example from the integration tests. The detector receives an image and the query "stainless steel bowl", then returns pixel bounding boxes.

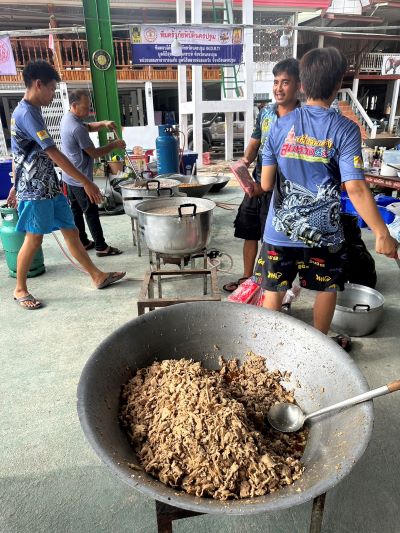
[331,283,385,337]
[77,302,373,515]
[209,175,230,192]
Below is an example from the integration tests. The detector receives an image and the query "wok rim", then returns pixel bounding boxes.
[77,302,374,515]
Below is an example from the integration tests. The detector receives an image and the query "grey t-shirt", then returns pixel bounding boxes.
[60,111,94,187]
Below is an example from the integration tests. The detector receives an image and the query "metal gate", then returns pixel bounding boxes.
[41,82,70,150]
[0,82,70,155]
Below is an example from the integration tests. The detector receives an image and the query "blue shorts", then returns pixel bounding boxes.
[16,194,76,234]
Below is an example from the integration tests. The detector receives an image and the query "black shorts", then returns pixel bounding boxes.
[234,191,272,241]
[253,243,347,292]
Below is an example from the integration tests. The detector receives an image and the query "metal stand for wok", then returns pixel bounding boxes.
[155,493,327,533]
[130,217,142,257]
[137,250,221,315]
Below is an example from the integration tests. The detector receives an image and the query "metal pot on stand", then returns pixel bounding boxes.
[120,179,181,219]
[136,197,215,255]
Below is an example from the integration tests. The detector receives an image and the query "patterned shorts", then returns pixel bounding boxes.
[253,242,347,292]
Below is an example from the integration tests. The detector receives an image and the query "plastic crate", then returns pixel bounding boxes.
[377,206,395,225]
[340,193,367,228]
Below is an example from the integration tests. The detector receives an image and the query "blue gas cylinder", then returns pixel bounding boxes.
[156,125,179,175]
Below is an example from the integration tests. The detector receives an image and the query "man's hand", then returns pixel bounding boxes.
[375,233,399,258]
[247,182,264,198]
[103,120,117,133]
[84,181,103,204]
[241,156,251,167]
[7,186,17,208]
[112,139,126,150]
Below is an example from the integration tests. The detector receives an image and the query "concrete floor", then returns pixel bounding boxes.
[1,183,399,533]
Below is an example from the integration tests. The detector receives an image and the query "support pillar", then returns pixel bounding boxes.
[388,79,400,134]
[177,0,188,142]
[145,82,155,127]
[243,0,254,149]
[292,12,298,59]
[352,77,359,99]
[82,0,122,147]
[137,88,144,126]
[191,0,203,168]
[225,112,234,161]
[318,35,324,48]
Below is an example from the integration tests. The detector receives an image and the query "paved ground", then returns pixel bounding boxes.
[1,182,399,533]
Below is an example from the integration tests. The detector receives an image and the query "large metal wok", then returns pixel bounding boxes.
[77,302,373,515]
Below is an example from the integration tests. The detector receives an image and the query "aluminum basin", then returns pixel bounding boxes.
[331,283,385,337]
[77,302,373,515]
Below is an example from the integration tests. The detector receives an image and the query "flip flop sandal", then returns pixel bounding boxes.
[332,334,352,353]
[96,271,126,289]
[222,277,248,293]
[14,293,42,310]
[84,241,95,250]
[96,246,123,257]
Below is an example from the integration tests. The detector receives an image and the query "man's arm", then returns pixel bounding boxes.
[45,146,102,204]
[345,179,398,257]
[261,165,277,192]
[87,120,117,133]
[84,139,126,159]
[242,138,261,166]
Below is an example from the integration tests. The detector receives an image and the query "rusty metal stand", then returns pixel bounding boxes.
[155,493,327,533]
[309,493,327,533]
[137,267,220,315]
[155,501,203,533]
[130,217,142,257]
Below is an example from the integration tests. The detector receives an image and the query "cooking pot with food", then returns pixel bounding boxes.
[77,302,373,515]
[136,197,215,255]
[120,179,181,219]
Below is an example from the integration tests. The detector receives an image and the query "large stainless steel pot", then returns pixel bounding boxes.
[77,302,373,515]
[136,197,215,255]
[120,179,181,218]
[331,283,385,337]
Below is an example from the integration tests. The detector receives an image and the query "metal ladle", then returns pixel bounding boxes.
[267,379,400,433]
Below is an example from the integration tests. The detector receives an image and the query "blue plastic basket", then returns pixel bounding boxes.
[340,193,367,228]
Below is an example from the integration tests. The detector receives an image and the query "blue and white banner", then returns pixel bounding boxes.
[130,25,243,66]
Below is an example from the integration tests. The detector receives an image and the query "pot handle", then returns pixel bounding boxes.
[145,179,160,191]
[353,304,371,312]
[159,187,173,197]
[122,196,138,201]
[178,203,197,218]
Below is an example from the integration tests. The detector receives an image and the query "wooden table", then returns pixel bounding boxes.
[365,173,400,193]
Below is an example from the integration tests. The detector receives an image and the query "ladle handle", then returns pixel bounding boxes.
[388,379,400,392]
[304,381,400,423]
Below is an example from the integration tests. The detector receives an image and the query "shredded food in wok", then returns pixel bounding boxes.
[120,354,307,500]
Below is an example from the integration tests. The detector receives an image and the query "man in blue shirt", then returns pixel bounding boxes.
[223,58,300,292]
[61,89,126,255]
[7,61,125,309]
[256,47,398,334]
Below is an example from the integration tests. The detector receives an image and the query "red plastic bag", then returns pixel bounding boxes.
[230,160,254,195]
[227,278,265,307]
